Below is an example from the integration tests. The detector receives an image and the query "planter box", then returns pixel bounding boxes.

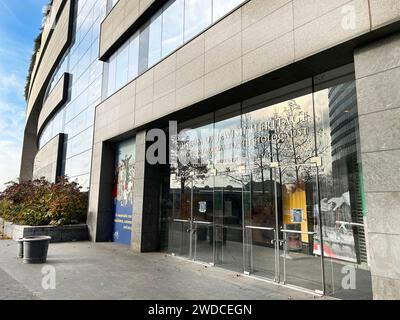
[0,217,88,243]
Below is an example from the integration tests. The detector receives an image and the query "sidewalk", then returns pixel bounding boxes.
[0,268,38,300]
[0,240,326,300]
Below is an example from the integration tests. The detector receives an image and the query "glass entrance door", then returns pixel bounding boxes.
[275,162,324,293]
[243,161,325,294]
[162,66,373,298]
[214,172,244,272]
[169,173,215,264]
[192,175,214,264]
[169,174,191,258]
[170,160,326,294]
[243,167,279,282]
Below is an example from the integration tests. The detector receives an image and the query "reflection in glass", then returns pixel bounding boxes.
[64,106,94,140]
[214,174,244,272]
[65,127,93,159]
[192,176,214,264]
[107,54,116,97]
[68,174,90,192]
[46,54,68,95]
[314,80,372,299]
[277,165,324,292]
[168,115,214,260]
[38,0,107,185]
[64,149,92,178]
[115,42,129,90]
[104,0,247,99]
[162,0,184,58]
[168,176,191,258]
[212,0,243,22]
[213,105,244,272]
[161,65,372,299]
[65,90,89,123]
[243,168,277,281]
[243,93,315,171]
[128,33,139,81]
[184,0,212,41]
[147,11,162,68]
[214,105,242,174]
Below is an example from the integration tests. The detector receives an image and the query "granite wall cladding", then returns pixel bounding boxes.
[355,33,400,300]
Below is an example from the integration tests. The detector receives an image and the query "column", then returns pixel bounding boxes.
[354,33,400,300]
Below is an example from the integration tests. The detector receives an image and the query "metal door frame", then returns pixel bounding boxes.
[171,160,327,295]
[243,159,326,295]
[172,174,215,264]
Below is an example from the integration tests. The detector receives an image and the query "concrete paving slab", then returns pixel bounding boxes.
[0,267,38,300]
[0,240,328,300]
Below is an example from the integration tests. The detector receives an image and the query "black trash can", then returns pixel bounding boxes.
[22,236,51,264]
[16,238,24,258]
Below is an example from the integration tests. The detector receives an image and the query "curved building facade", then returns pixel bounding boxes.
[21,0,400,300]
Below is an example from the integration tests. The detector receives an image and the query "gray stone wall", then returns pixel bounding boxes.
[87,141,116,242]
[355,33,400,300]
[33,133,64,182]
[131,130,163,252]
[131,130,146,252]
[0,217,88,242]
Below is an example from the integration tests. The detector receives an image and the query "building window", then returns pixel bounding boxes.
[107,53,116,97]
[128,32,140,81]
[38,0,107,186]
[161,0,184,58]
[103,0,247,99]
[184,0,212,42]
[160,64,372,299]
[147,10,163,68]
[212,0,244,22]
[115,41,129,90]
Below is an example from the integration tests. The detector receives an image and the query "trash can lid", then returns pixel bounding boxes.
[21,236,52,242]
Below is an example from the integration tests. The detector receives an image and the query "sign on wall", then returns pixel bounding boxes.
[113,138,136,245]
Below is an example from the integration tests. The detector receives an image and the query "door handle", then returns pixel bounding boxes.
[271,239,285,246]
[276,239,285,246]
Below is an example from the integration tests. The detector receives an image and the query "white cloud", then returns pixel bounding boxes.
[0,139,21,190]
[0,73,20,92]
[0,92,25,192]
[0,99,25,142]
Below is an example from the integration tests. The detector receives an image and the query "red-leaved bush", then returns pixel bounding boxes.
[0,177,87,226]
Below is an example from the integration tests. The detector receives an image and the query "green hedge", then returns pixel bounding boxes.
[0,178,88,226]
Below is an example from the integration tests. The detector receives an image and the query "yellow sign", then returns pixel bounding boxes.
[282,184,309,243]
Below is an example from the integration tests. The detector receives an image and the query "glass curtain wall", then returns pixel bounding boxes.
[38,0,108,190]
[242,79,320,290]
[313,70,372,299]
[103,0,247,98]
[107,0,119,12]
[161,65,372,298]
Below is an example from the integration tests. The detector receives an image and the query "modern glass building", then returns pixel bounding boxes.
[22,0,400,300]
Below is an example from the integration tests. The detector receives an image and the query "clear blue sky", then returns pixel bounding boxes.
[0,0,48,189]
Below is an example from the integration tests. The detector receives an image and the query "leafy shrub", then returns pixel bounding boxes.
[0,177,88,226]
